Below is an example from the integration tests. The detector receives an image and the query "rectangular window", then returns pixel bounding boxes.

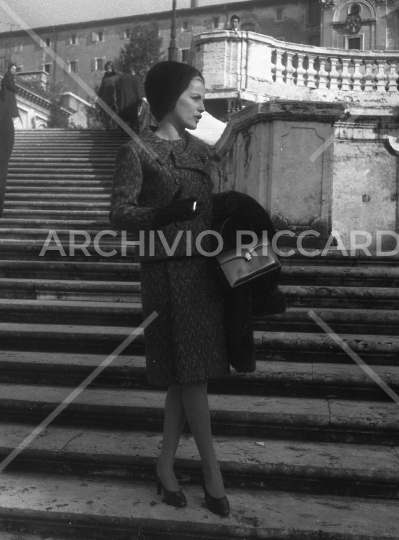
[124,28,131,39]
[68,60,78,73]
[181,49,189,63]
[98,31,104,42]
[15,42,23,53]
[182,21,188,30]
[45,37,51,47]
[276,9,284,21]
[43,63,52,74]
[347,36,362,50]
[95,58,103,71]
[69,34,77,45]
[15,66,23,72]
[213,17,219,28]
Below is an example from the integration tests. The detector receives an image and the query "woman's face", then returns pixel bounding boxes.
[106,65,113,73]
[169,77,205,130]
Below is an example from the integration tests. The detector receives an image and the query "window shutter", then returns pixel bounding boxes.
[92,32,98,42]
[39,39,46,48]
[75,60,78,73]
[91,59,95,71]
[119,30,125,39]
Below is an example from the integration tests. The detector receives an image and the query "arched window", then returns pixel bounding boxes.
[240,21,255,31]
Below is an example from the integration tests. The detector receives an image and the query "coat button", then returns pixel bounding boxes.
[174,176,183,185]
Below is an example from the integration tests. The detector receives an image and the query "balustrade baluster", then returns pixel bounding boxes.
[340,58,351,91]
[329,57,340,90]
[285,52,295,85]
[296,53,306,87]
[352,59,363,91]
[375,61,387,92]
[306,55,318,88]
[275,49,284,84]
[387,61,398,92]
[318,58,329,90]
[363,60,375,91]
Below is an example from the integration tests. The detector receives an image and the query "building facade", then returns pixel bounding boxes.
[0,0,321,101]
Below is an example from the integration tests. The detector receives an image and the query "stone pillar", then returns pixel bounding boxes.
[215,101,345,237]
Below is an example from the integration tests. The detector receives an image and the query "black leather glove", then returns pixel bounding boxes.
[152,186,205,228]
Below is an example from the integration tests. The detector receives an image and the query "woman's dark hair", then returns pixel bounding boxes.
[144,61,204,122]
[104,61,114,70]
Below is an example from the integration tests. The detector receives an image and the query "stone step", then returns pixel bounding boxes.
[0,243,134,262]
[5,193,111,201]
[284,285,399,309]
[2,209,108,218]
[0,351,398,401]
[0,382,399,443]
[6,187,112,194]
[9,156,115,163]
[0,228,114,239]
[9,162,114,169]
[0,279,396,335]
[1,471,398,540]
[4,201,109,209]
[0,219,110,229]
[0,260,138,280]
[260,307,399,336]
[0,299,140,325]
[2,422,399,498]
[7,173,113,180]
[6,180,113,187]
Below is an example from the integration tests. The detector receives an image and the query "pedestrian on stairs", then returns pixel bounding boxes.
[110,61,230,517]
[97,61,119,130]
[0,97,14,216]
[0,63,20,128]
[115,65,144,134]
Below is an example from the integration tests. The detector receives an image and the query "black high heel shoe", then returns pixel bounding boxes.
[201,476,230,517]
[155,470,187,508]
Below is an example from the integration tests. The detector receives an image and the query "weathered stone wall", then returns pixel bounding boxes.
[214,101,399,250]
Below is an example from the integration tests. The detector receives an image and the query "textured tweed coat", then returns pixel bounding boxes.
[110,127,229,387]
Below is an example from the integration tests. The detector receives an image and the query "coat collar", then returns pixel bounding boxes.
[140,127,210,176]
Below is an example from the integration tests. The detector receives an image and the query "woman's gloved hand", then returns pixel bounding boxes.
[153,186,205,228]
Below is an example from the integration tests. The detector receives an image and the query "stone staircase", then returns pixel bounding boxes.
[0,129,398,540]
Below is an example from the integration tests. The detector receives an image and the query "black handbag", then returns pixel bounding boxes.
[215,218,281,289]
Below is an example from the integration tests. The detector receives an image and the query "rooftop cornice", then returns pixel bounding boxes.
[0,0,296,38]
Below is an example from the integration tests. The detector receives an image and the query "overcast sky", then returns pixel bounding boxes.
[0,0,242,30]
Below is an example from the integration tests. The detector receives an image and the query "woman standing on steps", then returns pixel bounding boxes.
[109,61,230,516]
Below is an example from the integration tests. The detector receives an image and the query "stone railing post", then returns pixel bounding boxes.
[318,58,329,90]
[306,55,318,89]
[363,60,375,92]
[375,61,387,92]
[274,49,285,84]
[329,57,340,91]
[285,52,295,85]
[296,53,307,87]
[340,58,351,91]
[352,59,363,91]
[387,61,398,92]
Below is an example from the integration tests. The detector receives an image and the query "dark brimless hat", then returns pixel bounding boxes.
[144,61,204,122]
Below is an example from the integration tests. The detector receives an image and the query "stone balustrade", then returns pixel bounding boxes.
[190,30,399,103]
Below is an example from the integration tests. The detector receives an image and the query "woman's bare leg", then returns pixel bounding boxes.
[156,384,186,491]
[182,381,225,498]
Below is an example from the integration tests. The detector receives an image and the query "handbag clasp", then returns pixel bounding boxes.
[244,252,252,261]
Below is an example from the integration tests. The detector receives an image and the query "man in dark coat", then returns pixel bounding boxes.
[116,66,144,133]
[0,98,14,216]
[0,63,20,121]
